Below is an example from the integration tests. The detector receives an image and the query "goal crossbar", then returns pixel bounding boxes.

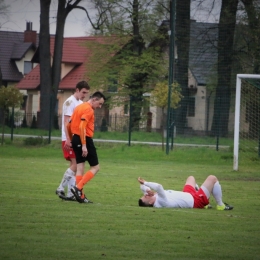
[234,74,260,170]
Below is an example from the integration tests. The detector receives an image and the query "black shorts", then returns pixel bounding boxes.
[71,134,99,166]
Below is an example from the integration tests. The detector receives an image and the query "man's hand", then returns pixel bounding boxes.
[146,190,155,196]
[82,144,88,157]
[138,177,145,184]
[63,139,71,151]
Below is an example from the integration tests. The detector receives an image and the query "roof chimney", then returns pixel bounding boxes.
[24,21,37,45]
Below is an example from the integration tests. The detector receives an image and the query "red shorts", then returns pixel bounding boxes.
[62,141,76,161]
[183,185,209,208]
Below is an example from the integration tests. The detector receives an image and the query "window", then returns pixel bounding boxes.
[24,61,32,75]
[187,97,195,117]
[124,104,129,114]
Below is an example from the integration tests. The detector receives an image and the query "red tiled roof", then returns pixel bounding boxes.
[17,64,40,89]
[59,63,88,90]
[16,36,117,90]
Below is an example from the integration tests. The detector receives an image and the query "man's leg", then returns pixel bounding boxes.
[77,165,99,190]
[56,167,74,195]
[72,162,94,204]
[201,175,233,210]
[66,158,77,198]
[75,165,99,203]
[184,176,196,188]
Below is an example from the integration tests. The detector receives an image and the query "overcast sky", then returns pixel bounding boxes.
[1,0,95,37]
[1,0,221,37]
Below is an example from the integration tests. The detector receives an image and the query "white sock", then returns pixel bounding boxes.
[212,181,224,206]
[57,168,71,191]
[67,169,76,197]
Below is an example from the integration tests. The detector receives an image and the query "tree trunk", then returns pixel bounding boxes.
[51,0,70,119]
[211,0,238,137]
[39,0,52,130]
[175,0,190,134]
[39,0,73,130]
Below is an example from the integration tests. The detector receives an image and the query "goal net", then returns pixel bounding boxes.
[234,74,260,170]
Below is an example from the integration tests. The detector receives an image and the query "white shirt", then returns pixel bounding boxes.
[61,95,83,141]
[141,182,194,208]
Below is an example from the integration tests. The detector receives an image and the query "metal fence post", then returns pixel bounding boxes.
[48,94,52,144]
[128,95,132,146]
[11,106,14,141]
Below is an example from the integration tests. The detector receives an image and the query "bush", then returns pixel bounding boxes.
[31,115,37,129]
[21,114,28,128]
[23,136,48,146]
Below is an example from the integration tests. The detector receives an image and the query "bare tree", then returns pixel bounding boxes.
[38,0,106,129]
[0,0,9,29]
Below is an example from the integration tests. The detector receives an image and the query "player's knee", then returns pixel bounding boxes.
[187,176,195,182]
[207,175,218,183]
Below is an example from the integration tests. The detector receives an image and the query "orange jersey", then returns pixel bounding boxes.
[70,102,94,138]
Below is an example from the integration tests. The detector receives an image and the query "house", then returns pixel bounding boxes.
[0,22,37,87]
[188,20,220,134]
[151,20,236,135]
[15,33,114,128]
[0,22,38,126]
[1,20,236,134]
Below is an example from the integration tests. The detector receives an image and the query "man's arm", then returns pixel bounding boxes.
[140,184,151,195]
[63,115,72,151]
[138,177,165,195]
[79,119,87,157]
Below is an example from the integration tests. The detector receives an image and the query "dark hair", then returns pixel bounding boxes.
[91,91,106,101]
[138,199,153,207]
[76,81,90,91]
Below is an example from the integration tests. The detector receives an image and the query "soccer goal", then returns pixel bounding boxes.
[234,74,260,170]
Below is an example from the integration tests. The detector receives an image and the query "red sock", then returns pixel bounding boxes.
[77,171,95,190]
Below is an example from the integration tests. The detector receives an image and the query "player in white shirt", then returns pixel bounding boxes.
[56,81,90,200]
[138,175,233,210]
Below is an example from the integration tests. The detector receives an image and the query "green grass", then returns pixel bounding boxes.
[0,140,259,259]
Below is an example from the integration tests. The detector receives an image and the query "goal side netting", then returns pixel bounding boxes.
[234,74,260,170]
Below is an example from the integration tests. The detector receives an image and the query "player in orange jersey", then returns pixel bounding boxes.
[68,91,106,203]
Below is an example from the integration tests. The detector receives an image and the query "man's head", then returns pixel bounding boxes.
[89,91,106,109]
[74,81,90,101]
[138,194,155,207]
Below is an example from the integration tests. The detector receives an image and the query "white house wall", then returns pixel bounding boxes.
[150,106,162,130]
[61,63,75,79]
[15,49,36,74]
[186,85,207,131]
[27,90,40,114]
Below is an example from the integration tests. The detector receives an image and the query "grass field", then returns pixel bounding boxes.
[0,139,260,260]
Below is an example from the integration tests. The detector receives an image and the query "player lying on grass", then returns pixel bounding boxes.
[138,175,233,210]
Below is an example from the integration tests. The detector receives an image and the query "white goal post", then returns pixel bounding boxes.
[234,74,260,171]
